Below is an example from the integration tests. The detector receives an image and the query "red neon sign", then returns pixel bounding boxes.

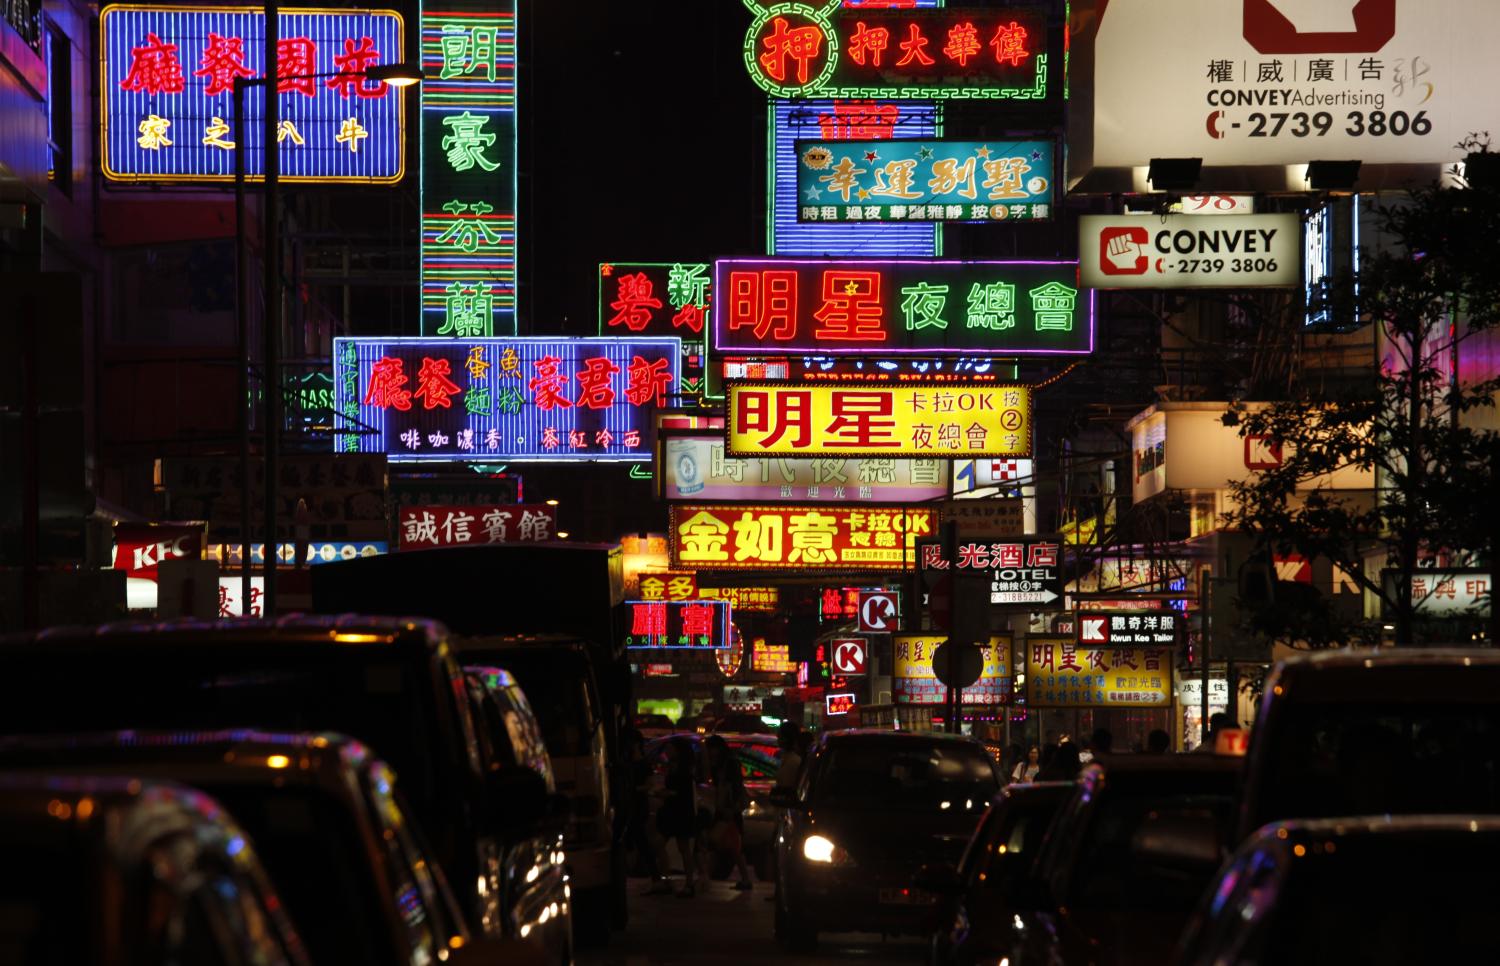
[825,692,856,715]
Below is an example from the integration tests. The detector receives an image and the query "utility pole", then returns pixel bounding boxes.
[261,0,280,615]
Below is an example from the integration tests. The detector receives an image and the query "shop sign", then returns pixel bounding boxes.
[100,5,405,183]
[953,458,1033,494]
[825,692,856,716]
[218,576,266,617]
[829,638,868,676]
[1079,215,1300,289]
[714,259,1090,356]
[728,384,1032,459]
[795,139,1054,223]
[918,536,1061,607]
[160,454,387,538]
[207,541,387,566]
[113,523,205,583]
[1077,611,1181,648]
[1384,569,1492,618]
[421,0,517,336]
[662,435,948,504]
[937,498,1025,537]
[599,263,710,396]
[333,337,678,462]
[397,504,555,548]
[742,3,1051,101]
[1083,0,1500,170]
[638,571,781,613]
[1025,637,1170,708]
[622,600,732,649]
[751,639,798,673]
[669,504,935,571]
[894,634,1011,705]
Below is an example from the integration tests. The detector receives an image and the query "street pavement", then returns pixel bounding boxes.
[582,878,926,965]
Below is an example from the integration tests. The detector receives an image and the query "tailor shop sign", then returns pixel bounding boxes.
[1079,215,1299,289]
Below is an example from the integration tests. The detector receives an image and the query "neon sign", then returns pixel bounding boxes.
[598,263,710,396]
[623,600,732,650]
[99,5,405,183]
[661,434,948,504]
[727,383,1033,458]
[796,139,1054,223]
[772,100,938,257]
[742,2,1050,100]
[713,258,1092,355]
[398,504,555,548]
[422,3,517,336]
[824,692,856,715]
[669,504,935,572]
[333,337,679,462]
[637,571,782,613]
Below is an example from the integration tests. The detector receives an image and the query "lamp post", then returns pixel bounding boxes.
[232,59,420,616]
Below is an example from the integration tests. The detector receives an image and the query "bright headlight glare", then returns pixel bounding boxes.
[803,834,838,864]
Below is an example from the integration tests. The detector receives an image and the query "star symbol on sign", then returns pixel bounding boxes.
[843,280,860,295]
[918,146,934,160]
[856,188,870,200]
[863,150,879,163]
[976,145,991,158]
[805,185,823,200]
[1031,150,1044,161]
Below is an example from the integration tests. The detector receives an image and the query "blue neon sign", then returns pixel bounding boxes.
[100,5,405,183]
[333,337,681,462]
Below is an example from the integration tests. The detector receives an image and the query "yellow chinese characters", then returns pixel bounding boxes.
[671,505,935,571]
[336,117,369,153]
[137,114,172,150]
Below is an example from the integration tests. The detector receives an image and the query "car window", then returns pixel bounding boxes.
[493,653,595,758]
[1260,704,1500,824]
[813,741,998,811]
[502,685,554,787]
[974,795,1065,890]
[1064,792,1233,910]
[364,764,458,963]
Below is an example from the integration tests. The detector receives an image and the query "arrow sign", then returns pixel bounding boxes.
[1079,615,1107,644]
[830,637,867,676]
[858,591,899,633]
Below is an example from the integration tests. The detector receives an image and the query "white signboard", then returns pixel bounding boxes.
[1080,215,1300,289]
[1090,0,1499,168]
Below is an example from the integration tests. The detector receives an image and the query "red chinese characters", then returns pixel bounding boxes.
[364,356,412,411]
[624,355,673,407]
[680,603,717,641]
[812,270,885,342]
[326,36,389,99]
[277,37,317,96]
[528,355,572,411]
[847,22,889,67]
[120,32,186,95]
[607,272,662,332]
[942,22,981,67]
[574,356,620,409]
[193,32,254,97]
[990,21,1030,66]
[895,23,934,67]
[413,357,460,410]
[736,389,812,450]
[727,270,797,341]
[631,602,668,638]
[823,391,899,449]
[758,16,823,85]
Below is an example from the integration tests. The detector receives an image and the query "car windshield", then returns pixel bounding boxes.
[488,652,594,757]
[974,794,1065,890]
[1250,838,1500,963]
[814,741,998,810]
[1260,703,1500,823]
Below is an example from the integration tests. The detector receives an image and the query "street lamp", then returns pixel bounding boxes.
[232,60,420,614]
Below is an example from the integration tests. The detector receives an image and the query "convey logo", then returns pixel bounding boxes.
[1243,0,1396,54]
[1099,226,1150,275]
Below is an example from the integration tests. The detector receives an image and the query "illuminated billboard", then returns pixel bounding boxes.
[1024,637,1171,708]
[661,435,948,504]
[421,2,517,337]
[893,635,1011,705]
[623,600,731,649]
[100,5,405,183]
[795,139,1054,223]
[333,337,679,462]
[398,504,555,548]
[743,3,1051,101]
[713,258,1091,356]
[598,262,710,396]
[637,572,781,613]
[669,504,935,571]
[727,383,1032,458]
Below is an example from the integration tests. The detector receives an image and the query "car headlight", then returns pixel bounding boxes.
[802,834,852,865]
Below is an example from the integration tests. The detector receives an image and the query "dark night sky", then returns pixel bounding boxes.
[522,0,767,337]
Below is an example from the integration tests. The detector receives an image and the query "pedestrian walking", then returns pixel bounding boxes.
[1011,745,1041,782]
[656,736,700,897]
[621,727,671,895]
[773,721,803,791]
[1037,740,1082,781]
[705,735,754,891]
[1146,729,1171,753]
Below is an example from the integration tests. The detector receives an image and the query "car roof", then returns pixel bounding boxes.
[1267,647,1500,700]
[819,728,990,748]
[1254,814,1500,841]
[0,730,382,793]
[0,614,445,651]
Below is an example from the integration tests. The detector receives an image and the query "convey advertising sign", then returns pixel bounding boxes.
[1082,0,1500,172]
[1025,638,1171,708]
[795,139,1055,223]
[727,384,1032,459]
[1080,215,1299,289]
[669,504,935,571]
[894,635,1011,705]
[662,435,948,505]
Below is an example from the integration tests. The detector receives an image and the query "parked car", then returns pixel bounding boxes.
[1237,648,1500,841]
[0,616,520,940]
[0,773,311,965]
[463,665,573,961]
[1007,757,1241,966]
[0,731,478,966]
[1177,815,1500,965]
[770,729,1001,951]
[929,781,1074,966]
[455,636,622,945]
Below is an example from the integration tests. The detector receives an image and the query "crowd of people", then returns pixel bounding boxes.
[999,721,1203,784]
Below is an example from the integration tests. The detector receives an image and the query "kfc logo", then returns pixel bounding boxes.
[1243,0,1396,54]
[1099,226,1150,276]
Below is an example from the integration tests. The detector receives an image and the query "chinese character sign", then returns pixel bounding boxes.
[333,337,679,461]
[598,263,711,395]
[917,536,1062,607]
[893,635,1011,705]
[398,504,556,549]
[669,504,935,572]
[1076,611,1181,648]
[727,384,1032,459]
[742,2,1051,101]
[1025,638,1171,708]
[422,2,517,336]
[713,259,1091,355]
[751,639,798,673]
[796,139,1054,223]
[623,600,731,649]
[100,6,404,183]
[636,571,781,613]
[662,435,948,504]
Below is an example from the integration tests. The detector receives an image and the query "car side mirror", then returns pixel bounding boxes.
[914,862,963,895]
[768,788,802,810]
[445,937,551,966]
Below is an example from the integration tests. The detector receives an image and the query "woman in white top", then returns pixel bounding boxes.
[1011,745,1041,783]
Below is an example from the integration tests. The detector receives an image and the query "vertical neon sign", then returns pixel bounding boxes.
[422,3,517,337]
